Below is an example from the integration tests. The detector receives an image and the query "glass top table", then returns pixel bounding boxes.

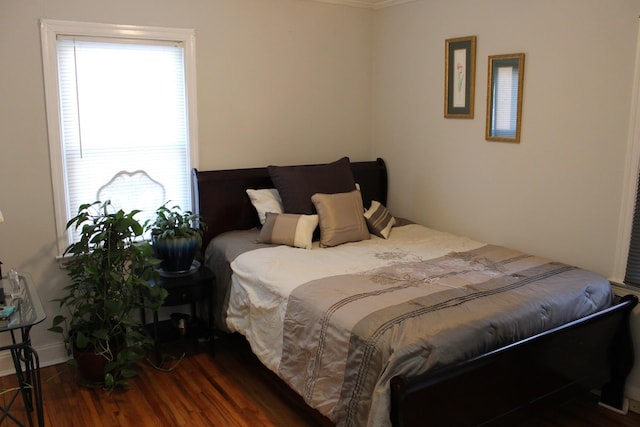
[0,272,46,332]
[0,272,46,427]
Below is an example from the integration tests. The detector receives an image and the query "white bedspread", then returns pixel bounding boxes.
[223,224,612,426]
[226,224,485,371]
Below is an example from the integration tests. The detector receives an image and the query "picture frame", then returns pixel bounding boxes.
[444,36,477,118]
[485,53,525,142]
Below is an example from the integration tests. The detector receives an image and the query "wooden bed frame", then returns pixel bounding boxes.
[192,158,638,426]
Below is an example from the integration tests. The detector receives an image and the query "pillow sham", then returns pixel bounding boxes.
[267,157,356,215]
[258,212,318,249]
[364,200,396,239]
[311,190,370,247]
[246,188,283,225]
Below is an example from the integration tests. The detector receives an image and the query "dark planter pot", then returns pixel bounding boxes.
[153,235,199,272]
[73,349,108,386]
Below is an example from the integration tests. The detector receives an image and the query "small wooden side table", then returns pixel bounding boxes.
[142,265,215,365]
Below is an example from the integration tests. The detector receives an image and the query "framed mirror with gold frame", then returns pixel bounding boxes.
[485,53,525,142]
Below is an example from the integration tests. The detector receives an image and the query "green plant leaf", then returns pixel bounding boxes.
[76,331,88,349]
[104,373,114,390]
[104,299,122,316]
[92,328,109,341]
[50,315,66,327]
[121,368,138,378]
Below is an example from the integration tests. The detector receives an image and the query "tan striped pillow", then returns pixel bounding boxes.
[259,212,318,249]
[311,190,370,247]
[364,200,395,239]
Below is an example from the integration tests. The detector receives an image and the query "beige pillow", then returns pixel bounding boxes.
[259,212,318,249]
[311,190,370,247]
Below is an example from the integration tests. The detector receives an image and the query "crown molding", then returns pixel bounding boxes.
[309,0,418,10]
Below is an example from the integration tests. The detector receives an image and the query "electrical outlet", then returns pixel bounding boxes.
[630,399,640,414]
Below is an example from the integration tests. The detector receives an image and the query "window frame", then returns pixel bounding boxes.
[40,19,199,255]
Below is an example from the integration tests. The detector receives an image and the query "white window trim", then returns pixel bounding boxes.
[40,19,199,255]
[613,21,640,283]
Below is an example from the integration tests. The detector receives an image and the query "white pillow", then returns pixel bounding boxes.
[246,188,284,225]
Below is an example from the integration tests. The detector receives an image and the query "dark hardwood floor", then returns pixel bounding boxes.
[2,334,639,426]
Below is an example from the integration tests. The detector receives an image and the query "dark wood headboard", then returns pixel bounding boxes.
[192,158,388,250]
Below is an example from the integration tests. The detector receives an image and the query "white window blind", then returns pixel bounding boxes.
[494,66,514,131]
[40,20,198,252]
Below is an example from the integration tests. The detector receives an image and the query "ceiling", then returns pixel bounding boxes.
[311,0,417,10]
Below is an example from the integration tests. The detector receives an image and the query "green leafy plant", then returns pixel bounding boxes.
[49,200,168,391]
[147,204,207,272]
[148,203,205,240]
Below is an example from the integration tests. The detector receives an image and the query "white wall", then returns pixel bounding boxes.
[0,0,372,368]
[373,0,640,278]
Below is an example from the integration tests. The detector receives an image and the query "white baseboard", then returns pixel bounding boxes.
[599,399,630,415]
[0,341,69,377]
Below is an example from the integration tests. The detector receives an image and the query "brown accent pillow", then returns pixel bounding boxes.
[258,213,318,249]
[311,190,370,247]
[364,200,396,239]
[267,157,356,215]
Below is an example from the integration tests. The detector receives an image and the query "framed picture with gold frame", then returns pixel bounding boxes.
[444,36,477,118]
[485,53,525,142]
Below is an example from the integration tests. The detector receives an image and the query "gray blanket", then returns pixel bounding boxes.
[205,227,613,426]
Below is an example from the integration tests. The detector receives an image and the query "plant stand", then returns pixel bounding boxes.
[142,265,215,367]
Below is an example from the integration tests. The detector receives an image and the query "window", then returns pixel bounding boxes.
[40,20,198,253]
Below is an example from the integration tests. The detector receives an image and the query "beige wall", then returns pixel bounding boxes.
[0,0,372,368]
[373,0,640,278]
[373,1,640,401]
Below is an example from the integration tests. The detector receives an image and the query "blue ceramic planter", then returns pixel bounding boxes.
[153,235,199,272]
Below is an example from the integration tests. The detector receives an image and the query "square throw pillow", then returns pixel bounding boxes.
[364,200,396,239]
[267,157,356,215]
[311,190,370,247]
[258,212,318,249]
[246,188,283,225]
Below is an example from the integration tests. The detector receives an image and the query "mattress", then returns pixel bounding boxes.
[205,223,613,427]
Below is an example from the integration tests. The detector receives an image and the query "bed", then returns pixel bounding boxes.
[192,157,638,427]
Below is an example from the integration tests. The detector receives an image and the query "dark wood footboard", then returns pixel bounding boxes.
[390,294,638,427]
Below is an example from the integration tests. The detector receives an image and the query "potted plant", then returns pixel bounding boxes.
[148,204,206,273]
[49,200,168,390]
